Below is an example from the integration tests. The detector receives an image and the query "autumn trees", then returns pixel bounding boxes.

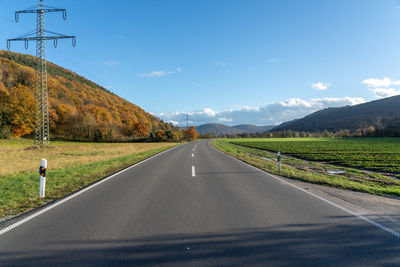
[133,122,149,137]
[0,51,188,142]
[183,126,198,141]
[0,83,35,138]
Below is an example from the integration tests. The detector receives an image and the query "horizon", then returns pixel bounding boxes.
[1,0,400,126]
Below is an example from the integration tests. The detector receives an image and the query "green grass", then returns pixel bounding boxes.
[0,144,177,218]
[212,139,400,197]
[229,138,400,173]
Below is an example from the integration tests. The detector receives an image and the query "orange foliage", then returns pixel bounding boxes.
[0,51,182,141]
[56,103,76,124]
[154,129,167,140]
[188,126,198,140]
[133,122,149,137]
[0,82,8,95]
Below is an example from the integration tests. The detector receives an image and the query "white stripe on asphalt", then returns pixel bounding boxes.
[192,166,196,177]
[192,153,194,157]
[211,143,400,239]
[0,145,182,236]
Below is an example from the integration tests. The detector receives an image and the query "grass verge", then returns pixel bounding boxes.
[212,139,400,197]
[0,144,178,218]
[0,139,176,177]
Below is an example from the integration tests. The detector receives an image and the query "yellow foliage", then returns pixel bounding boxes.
[0,82,8,95]
[8,84,35,137]
[0,51,180,141]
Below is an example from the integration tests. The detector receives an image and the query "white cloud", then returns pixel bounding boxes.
[153,97,365,126]
[369,88,400,98]
[281,98,312,107]
[211,60,227,67]
[167,120,179,125]
[217,117,233,122]
[362,77,400,88]
[311,82,331,91]
[140,70,173,77]
[202,108,216,117]
[362,77,400,98]
[103,61,119,67]
[140,68,182,78]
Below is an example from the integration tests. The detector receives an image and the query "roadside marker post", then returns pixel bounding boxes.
[277,152,281,172]
[39,159,47,198]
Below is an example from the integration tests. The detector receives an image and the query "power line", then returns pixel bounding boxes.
[60,15,137,97]
[0,14,31,31]
[7,0,76,146]
[53,48,109,90]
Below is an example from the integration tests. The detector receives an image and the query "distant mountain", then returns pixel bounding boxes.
[272,95,400,134]
[232,124,274,133]
[195,123,274,136]
[195,124,243,136]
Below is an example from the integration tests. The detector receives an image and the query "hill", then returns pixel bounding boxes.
[272,95,400,135]
[232,124,274,133]
[0,50,179,141]
[195,124,244,136]
[195,123,274,136]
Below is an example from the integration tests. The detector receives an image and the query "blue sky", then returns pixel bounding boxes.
[1,0,400,126]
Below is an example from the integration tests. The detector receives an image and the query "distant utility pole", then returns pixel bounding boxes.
[7,0,76,146]
[186,114,190,130]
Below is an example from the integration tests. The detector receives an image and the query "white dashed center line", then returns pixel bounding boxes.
[192,166,196,177]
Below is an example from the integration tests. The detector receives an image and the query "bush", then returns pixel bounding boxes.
[0,125,11,139]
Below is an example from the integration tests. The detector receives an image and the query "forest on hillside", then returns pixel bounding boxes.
[0,51,195,142]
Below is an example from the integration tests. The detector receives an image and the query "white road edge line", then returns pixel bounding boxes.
[192,166,196,177]
[0,144,182,237]
[211,143,400,239]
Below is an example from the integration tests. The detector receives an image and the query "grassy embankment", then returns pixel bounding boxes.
[212,138,400,197]
[0,139,179,218]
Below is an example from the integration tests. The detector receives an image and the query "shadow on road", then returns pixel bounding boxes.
[196,171,260,175]
[1,218,399,266]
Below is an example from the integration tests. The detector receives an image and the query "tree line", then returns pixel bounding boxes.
[198,124,400,139]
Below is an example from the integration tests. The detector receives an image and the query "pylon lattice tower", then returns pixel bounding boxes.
[7,0,76,146]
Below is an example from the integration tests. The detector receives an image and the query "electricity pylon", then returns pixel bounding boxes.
[7,0,76,146]
[185,114,190,130]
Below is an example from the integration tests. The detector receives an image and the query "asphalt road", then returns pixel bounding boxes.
[0,140,399,266]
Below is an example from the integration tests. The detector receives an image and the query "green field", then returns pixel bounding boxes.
[212,138,400,197]
[230,138,400,173]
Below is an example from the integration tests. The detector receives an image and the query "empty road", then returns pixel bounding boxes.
[0,140,399,266]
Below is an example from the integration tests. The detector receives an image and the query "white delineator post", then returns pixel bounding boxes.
[39,159,47,198]
[277,152,281,172]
